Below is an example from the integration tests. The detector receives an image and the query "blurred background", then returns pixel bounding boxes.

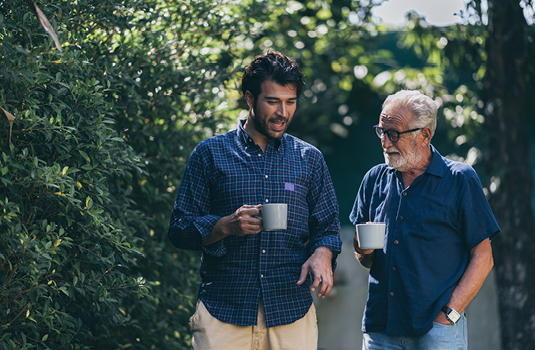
[1,0,534,349]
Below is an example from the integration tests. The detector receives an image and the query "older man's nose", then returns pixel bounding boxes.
[381,133,393,148]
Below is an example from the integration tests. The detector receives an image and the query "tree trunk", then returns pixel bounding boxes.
[484,1,535,349]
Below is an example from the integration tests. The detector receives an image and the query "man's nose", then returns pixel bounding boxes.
[381,134,393,148]
[276,103,286,116]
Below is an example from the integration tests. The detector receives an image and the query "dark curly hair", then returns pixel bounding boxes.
[241,51,305,102]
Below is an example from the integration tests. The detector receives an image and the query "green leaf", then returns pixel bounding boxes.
[21,332,26,347]
[79,150,90,162]
[57,87,68,95]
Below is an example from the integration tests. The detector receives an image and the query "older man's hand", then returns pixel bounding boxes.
[354,229,375,268]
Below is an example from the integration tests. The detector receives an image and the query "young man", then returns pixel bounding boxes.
[350,90,500,350]
[168,51,342,350]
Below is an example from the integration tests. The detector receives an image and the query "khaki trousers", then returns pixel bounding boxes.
[189,300,318,350]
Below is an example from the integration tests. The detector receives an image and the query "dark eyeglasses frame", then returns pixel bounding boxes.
[373,125,422,143]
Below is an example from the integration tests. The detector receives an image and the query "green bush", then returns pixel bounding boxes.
[0,1,150,348]
[1,0,274,348]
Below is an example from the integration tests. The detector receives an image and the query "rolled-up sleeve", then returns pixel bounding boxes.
[167,146,227,257]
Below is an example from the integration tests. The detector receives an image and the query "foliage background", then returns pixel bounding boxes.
[1,0,534,349]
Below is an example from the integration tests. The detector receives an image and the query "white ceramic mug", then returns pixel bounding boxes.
[356,223,386,249]
[261,203,288,231]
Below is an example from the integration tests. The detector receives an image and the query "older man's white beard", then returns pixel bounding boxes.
[384,144,421,172]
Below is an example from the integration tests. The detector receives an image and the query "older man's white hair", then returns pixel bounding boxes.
[382,90,438,137]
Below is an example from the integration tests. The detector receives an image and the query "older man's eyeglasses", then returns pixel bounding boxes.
[373,125,423,143]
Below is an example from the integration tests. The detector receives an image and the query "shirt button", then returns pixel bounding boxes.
[260,274,264,278]
[398,216,403,221]
[262,250,266,254]
[258,153,262,157]
[265,199,269,203]
[402,192,407,196]
[394,240,399,245]
[265,175,268,178]
[390,292,394,297]
[391,267,396,272]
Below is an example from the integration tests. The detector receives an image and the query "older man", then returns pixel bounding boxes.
[350,90,500,350]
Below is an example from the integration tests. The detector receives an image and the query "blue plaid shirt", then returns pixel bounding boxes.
[168,120,342,328]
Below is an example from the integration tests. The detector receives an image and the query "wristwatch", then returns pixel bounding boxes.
[441,306,461,324]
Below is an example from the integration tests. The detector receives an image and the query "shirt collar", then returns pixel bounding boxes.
[423,144,447,178]
[387,144,447,178]
[237,119,255,146]
[237,119,285,150]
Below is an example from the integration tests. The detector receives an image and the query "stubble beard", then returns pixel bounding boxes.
[250,102,290,139]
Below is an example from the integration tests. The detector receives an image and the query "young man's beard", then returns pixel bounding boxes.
[250,101,290,139]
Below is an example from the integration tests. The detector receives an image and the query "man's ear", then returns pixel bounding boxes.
[421,126,433,145]
[245,91,254,109]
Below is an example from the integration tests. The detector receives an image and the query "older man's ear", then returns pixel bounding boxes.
[420,126,433,145]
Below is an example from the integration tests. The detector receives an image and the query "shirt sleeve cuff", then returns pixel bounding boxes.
[194,215,228,257]
[308,235,342,256]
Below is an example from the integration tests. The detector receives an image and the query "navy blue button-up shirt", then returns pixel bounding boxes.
[168,120,341,328]
[350,145,500,337]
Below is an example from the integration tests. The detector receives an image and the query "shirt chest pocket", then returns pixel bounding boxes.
[407,202,452,241]
[273,182,308,223]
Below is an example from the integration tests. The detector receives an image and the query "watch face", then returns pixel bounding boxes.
[447,310,461,323]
